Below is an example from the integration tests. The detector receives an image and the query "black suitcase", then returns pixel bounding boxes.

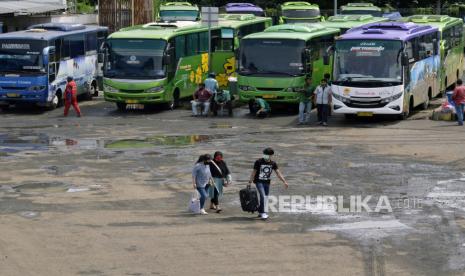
[239,186,259,213]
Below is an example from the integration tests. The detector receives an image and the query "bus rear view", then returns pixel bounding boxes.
[329,22,440,119]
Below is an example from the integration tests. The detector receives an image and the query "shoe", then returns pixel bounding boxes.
[323,122,328,126]
[261,213,269,220]
[257,213,263,218]
[200,209,208,215]
[318,121,323,125]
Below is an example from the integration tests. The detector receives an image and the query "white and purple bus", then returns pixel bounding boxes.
[326,22,440,119]
[225,3,265,17]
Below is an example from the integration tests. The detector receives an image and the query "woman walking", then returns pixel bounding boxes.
[209,151,232,212]
[192,154,212,215]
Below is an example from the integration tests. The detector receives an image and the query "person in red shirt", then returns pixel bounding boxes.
[452,79,465,126]
[191,83,212,116]
[64,76,81,117]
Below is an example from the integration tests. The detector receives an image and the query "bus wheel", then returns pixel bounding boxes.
[171,89,180,109]
[91,82,98,97]
[399,97,412,120]
[116,102,127,111]
[47,92,62,110]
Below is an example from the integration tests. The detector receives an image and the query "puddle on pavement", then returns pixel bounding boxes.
[13,182,68,194]
[209,123,234,129]
[104,135,223,149]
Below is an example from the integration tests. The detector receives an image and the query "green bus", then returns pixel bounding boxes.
[158,2,200,22]
[340,3,383,17]
[320,14,388,33]
[279,2,322,24]
[103,16,271,110]
[237,24,339,105]
[403,15,464,94]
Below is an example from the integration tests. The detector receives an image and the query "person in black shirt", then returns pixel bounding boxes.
[209,151,232,212]
[248,147,288,220]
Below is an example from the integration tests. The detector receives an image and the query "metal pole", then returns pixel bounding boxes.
[208,9,211,74]
[131,0,134,26]
[334,0,337,15]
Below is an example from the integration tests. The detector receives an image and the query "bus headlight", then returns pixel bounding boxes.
[28,86,46,92]
[286,86,304,92]
[146,86,164,93]
[239,85,255,91]
[332,93,349,103]
[381,92,403,103]
[104,84,119,93]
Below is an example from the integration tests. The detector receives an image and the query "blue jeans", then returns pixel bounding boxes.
[256,182,270,214]
[299,101,312,123]
[196,186,208,209]
[455,103,465,125]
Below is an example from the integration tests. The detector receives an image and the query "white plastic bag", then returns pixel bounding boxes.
[189,191,201,214]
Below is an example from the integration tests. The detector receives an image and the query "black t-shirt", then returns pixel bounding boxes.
[253,158,278,184]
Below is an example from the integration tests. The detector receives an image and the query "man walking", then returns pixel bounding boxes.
[298,76,313,125]
[248,147,289,220]
[452,79,465,126]
[315,78,332,126]
[64,76,81,117]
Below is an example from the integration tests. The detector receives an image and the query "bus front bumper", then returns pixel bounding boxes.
[239,90,300,104]
[332,97,404,115]
[104,91,167,104]
[0,91,48,105]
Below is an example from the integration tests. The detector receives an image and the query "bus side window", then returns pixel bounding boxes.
[86,32,98,54]
[69,34,85,58]
[186,33,199,56]
[443,28,452,51]
[62,36,71,59]
[174,35,186,61]
[199,31,208,53]
[97,30,108,51]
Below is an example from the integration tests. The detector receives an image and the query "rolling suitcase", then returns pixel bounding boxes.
[239,185,259,213]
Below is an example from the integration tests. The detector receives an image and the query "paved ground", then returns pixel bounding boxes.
[1,96,465,276]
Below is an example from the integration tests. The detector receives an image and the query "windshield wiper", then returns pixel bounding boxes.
[241,70,297,77]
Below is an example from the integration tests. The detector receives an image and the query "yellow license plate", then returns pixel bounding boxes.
[357,112,373,117]
[262,94,277,99]
[125,99,138,104]
[6,93,20,98]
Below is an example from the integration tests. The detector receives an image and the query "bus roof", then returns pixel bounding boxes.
[402,15,463,31]
[160,2,198,11]
[281,1,319,11]
[225,3,264,13]
[323,15,388,29]
[341,22,438,41]
[341,2,382,11]
[108,21,213,40]
[0,23,107,41]
[243,23,339,41]
[219,14,272,29]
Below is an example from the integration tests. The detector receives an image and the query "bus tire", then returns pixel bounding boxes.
[116,102,127,111]
[47,91,62,110]
[399,97,412,120]
[84,86,93,101]
[171,89,180,109]
[422,88,431,110]
[91,81,98,97]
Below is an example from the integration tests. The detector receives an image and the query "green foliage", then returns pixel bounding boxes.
[77,0,96,13]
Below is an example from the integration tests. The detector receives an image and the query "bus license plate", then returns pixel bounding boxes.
[6,93,20,98]
[125,99,139,104]
[127,104,144,110]
[357,112,373,117]
[262,94,277,99]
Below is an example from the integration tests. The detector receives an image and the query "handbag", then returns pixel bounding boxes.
[188,191,201,214]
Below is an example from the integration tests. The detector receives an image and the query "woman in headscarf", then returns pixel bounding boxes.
[208,151,232,212]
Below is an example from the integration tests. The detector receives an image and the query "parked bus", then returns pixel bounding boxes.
[320,15,388,34]
[340,3,383,17]
[402,15,464,93]
[0,23,108,110]
[103,15,271,111]
[279,2,322,24]
[225,3,265,17]
[237,24,339,105]
[158,2,200,22]
[327,22,440,119]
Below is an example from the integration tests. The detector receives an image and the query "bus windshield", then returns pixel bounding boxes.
[282,9,320,18]
[0,39,45,74]
[340,10,383,17]
[106,39,166,80]
[227,11,265,16]
[159,10,199,21]
[240,39,305,77]
[334,40,403,85]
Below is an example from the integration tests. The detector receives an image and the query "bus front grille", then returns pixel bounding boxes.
[1,87,27,91]
[257,87,283,92]
[120,89,145,93]
[346,97,387,108]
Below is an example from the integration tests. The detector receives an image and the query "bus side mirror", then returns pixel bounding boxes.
[163,55,171,65]
[401,53,409,66]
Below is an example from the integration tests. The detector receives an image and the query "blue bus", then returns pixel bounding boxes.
[0,23,108,110]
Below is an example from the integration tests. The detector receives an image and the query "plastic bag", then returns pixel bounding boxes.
[188,191,200,214]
